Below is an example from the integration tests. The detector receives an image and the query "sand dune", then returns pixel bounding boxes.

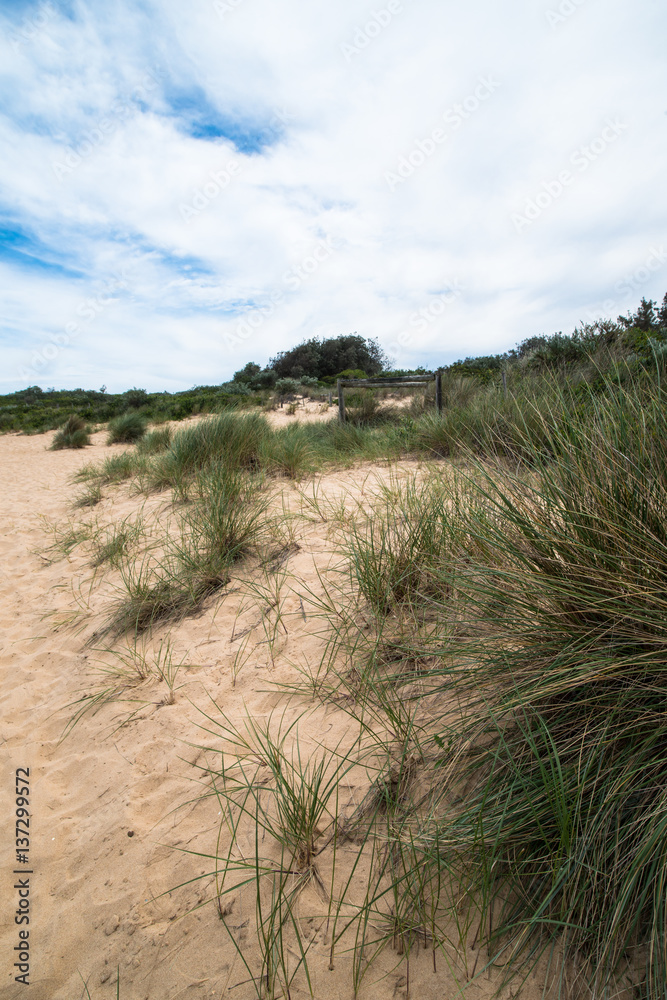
[0,424,543,1000]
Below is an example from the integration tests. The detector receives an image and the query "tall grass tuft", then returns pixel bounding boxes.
[262,424,315,479]
[318,370,667,997]
[423,376,667,997]
[143,411,271,492]
[136,425,172,454]
[107,411,146,444]
[51,414,91,450]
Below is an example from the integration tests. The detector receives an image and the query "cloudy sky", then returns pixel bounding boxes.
[1,0,666,392]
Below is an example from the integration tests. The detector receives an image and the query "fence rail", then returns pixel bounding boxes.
[337,372,443,422]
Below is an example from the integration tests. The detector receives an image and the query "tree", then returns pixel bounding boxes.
[232,362,261,383]
[270,334,388,380]
[658,293,667,330]
[618,297,658,332]
[123,388,148,408]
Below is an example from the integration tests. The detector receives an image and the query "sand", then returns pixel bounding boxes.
[0,419,545,1000]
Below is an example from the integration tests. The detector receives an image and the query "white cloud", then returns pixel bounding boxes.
[1,0,666,391]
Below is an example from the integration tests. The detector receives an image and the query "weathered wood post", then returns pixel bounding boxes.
[337,380,345,423]
[435,370,443,415]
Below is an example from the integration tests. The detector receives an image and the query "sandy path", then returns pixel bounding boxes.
[0,425,540,1000]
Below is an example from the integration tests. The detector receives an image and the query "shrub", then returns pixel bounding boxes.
[275,378,301,397]
[107,412,147,444]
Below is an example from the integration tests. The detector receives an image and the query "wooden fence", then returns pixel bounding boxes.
[336,373,443,423]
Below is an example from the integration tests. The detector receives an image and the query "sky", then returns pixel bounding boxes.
[1,0,666,393]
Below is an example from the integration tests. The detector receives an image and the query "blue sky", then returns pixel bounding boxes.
[1,0,666,392]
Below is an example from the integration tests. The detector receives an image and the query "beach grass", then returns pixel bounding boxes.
[51,358,667,998]
[51,414,91,450]
[104,464,274,635]
[107,411,147,444]
[289,367,667,998]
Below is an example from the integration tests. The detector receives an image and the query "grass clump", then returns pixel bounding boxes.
[107,411,146,444]
[142,411,271,493]
[97,452,142,483]
[310,371,667,998]
[90,514,145,568]
[106,465,272,635]
[136,425,172,454]
[51,415,91,450]
[261,424,315,479]
[72,482,103,508]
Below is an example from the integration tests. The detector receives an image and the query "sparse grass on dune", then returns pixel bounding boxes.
[66,372,615,501]
[72,481,103,508]
[105,464,275,635]
[72,450,144,486]
[40,515,95,559]
[90,513,145,568]
[63,634,190,738]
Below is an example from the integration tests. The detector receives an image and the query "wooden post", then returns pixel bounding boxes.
[328,390,332,408]
[435,371,443,415]
[337,380,345,423]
